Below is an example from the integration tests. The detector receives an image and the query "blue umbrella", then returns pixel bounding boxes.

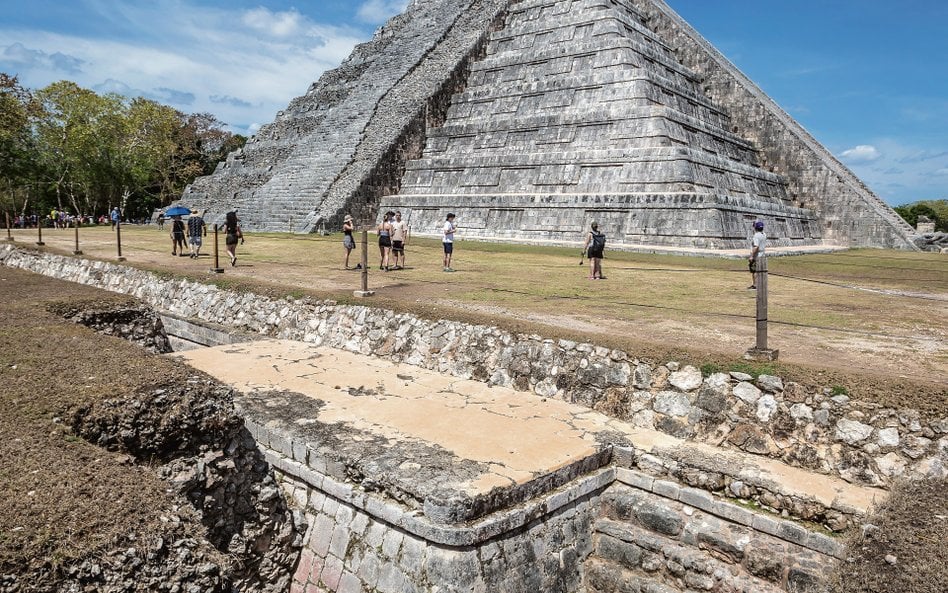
[164,206,191,217]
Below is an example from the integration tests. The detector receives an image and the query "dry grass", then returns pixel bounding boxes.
[831,477,948,593]
[7,225,948,413]
[0,267,210,575]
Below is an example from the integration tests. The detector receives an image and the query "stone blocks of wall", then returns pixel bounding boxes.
[588,478,838,593]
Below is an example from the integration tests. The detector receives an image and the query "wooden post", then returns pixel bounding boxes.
[4,212,13,242]
[36,219,45,246]
[745,255,778,361]
[354,229,374,297]
[73,217,82,255]
[210,224,224,273]
[115,219,125,261]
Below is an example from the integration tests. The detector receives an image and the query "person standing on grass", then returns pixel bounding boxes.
[224,210,243,266]
[391,211,409,269]
[583,221,606,280]
[170,215,187,256]
[187,210,207,258]
[377,211,394,271]
[342,214,357,269]
[442,213,457,272]
[748,220,767,289]
[110,206,120,229]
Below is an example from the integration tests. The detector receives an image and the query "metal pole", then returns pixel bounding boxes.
[115,219,125,261]
[36,218,45,246]
[210,224,224,273]
[354,229,374,297]
[5,212,13,242]
[73,217,82,255]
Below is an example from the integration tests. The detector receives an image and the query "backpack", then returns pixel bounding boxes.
[591,231,606,251]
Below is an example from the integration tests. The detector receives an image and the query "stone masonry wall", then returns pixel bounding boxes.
[3,246,946,499]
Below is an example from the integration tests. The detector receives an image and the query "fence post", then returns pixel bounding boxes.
[745,255,778,361]
[210,224,224,273]
[115,219,126,261]
[36,219,45,246]
[5,212,13,242]
[354,229,374,297]
[73,217,82,255]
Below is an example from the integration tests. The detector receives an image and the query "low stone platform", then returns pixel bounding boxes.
[174,339,883,591]
[176,339,883,526]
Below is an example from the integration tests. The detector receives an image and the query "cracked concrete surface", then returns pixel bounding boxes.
[175,339,884,523]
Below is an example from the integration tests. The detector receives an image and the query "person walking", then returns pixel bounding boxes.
[342,214,357,269]
[748,220,767,289]
[170,215,187,256]
[377,211,394,271]
[442,213,457,272]
[390,211,409,269]
[583,221,606,280]
[187,210,207,258]
[224,210,243,266]
[110,206,120,230]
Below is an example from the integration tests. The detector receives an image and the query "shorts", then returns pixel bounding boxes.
[172,232,185,241]
[748,259,757,273]
[343,235,355,250]
[378,235,392,248]
[587,248,603,259]
[443,242,453,254]
[189,235,202,247]
[392,240,404,253]
[226,233,239,246]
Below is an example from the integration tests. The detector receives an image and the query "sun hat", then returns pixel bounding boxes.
[344,214,353,222]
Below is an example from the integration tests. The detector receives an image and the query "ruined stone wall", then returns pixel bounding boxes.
[4,247,945,502]
[638,0,918,249]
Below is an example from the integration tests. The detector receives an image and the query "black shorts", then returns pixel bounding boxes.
[379,236,392,248]
[392,240,404,253]
[748,259,757,273]
[226,233,239,246]
[587,248,603,259]
[443,242,453,254]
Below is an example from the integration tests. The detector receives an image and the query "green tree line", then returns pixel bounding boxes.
[0,74,245,222]
[894,200,948,233]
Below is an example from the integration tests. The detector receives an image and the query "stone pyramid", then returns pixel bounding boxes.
[181,0,919,251]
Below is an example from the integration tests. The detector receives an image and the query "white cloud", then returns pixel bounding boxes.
[841,139,948,203]
[356,0,409,24]
[0,0,368,134]
[241,7,306,38]
[839,144,882,163]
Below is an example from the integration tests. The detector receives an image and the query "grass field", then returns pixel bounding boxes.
[6,224,947,410]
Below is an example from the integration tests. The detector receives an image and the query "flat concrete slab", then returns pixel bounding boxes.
[175,339,884,524]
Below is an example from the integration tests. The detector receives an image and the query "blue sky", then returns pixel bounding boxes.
[1,0,945,205]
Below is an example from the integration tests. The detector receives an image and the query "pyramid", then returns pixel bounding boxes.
[182,0,919,251]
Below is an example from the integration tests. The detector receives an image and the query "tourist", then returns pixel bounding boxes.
[342,214,356,269]
[187,210,207,258]
[583,221,606,280]
[170,215,187,256]
[391,211,409,269]
[110,206,120,229]
[748,220,767,289]
[377,211,394,271]
[156,212,165,229]
[442,213,457,272]
[224,210,243,266]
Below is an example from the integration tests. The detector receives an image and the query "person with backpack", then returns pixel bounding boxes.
[583,221,606,280]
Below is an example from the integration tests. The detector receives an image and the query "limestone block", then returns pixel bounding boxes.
[834,419,874,445]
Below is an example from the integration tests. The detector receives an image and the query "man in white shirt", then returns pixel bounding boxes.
[442,213,456,272]
[748,220,766,289]
[391,211,409,269]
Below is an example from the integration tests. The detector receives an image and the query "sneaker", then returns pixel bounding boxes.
[445,267,455,272]
[747,285,756,290]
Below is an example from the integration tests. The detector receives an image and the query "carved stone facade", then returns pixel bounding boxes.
[181,0,918,251]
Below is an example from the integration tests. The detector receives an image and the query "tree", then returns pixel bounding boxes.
[895,200,948,233]
[0,74,40,216]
